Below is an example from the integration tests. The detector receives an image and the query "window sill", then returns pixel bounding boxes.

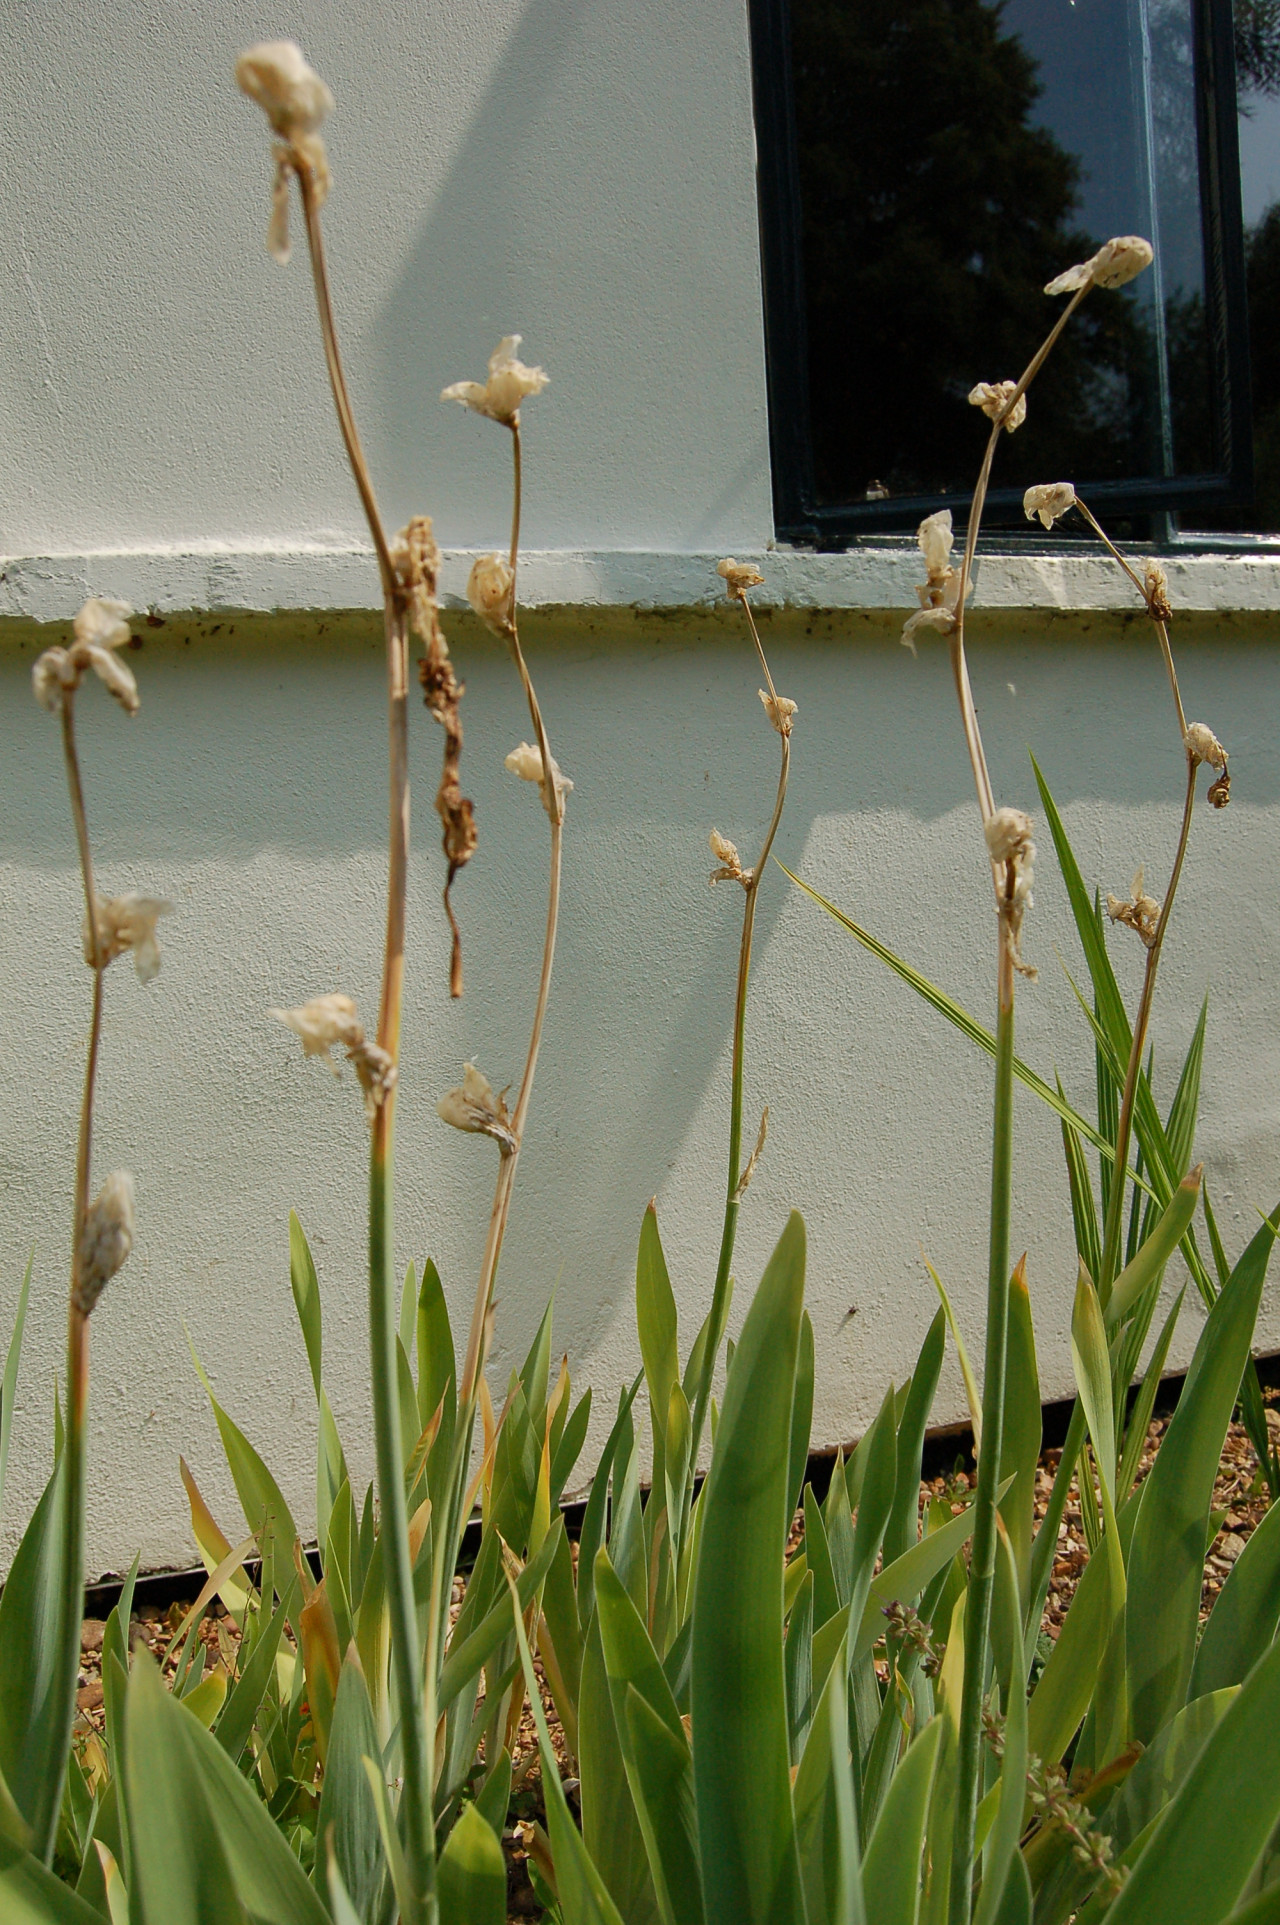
[2,541,1280,621]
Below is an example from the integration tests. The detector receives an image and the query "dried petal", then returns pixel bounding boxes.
[1023,483,1077,530]
[32,647,72,712]
[83,643,139,714]
[73,598,133,653]
[901,604,957,653]
[441,335,548,426]
[74,1170,135,1316]
[917,510,954,580]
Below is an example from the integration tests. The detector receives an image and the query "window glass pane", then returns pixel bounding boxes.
[789,0,1219,519]
[1192,0,1280,531]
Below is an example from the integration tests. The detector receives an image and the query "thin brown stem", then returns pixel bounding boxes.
[1074,499,1188,737]
[688,589,791,1465]
[460,423,562,1405]
[1098,758,1197,1296]
[297,166,396,598]
[43,691,104,1862]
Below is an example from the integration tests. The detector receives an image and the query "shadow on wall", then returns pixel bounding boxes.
[365,0,772,551]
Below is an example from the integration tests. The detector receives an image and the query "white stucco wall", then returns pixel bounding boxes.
[1,0,1279,1580]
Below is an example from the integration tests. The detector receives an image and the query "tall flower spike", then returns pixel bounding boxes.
[1023,483,1077,530]
[968,381,1026,434]
[441,336,549,427]
[83,892,173,983]
[1045,235,1153,296]
[74,1170,135,1316]
[235,41,334,263]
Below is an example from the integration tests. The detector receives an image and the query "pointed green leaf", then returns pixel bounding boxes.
[0,1835,105,1922]
[863,1717,942,1925]
[1101,1636,1280,1925]
[1126,1204,1280,1743]
[288,1212,323,1399]
[1106,1169,1201,1327]
[0,1254,32,1530]
[886,1310,946,1567]
[692,1213,807,1925]
[1192,1483,1280,1698]
[637,1204,680,1444]
[0,1460,67,1840]
[438,1803,506,1925]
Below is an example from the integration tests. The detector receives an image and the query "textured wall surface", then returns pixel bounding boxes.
[0,0,771,557]
[1,605,1278,1578]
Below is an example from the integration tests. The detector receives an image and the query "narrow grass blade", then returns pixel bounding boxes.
[924,1261,982,1451]
[781,865,1125,1172]
[886,1310,946,1567]
[1106,1169,1201,1327]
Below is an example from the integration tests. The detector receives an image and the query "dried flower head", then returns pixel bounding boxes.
[1106,865,1162,948]
[467,553,515,636]
[235,40,333,139]
[437,1063,516,1154]
[1023,483,1077,530]
[984,807,1037,979]
[709,827,750,887]
[1184,721,1231,806]
[505,740,573,820]
[441,336,548,427]
[1144,561,1173,623]
[235,42,333,263]
[759,687,797,735]
[717,558,765,597]
[269,992,395,1119]
[968,381,1026,434]
[74,1170,135,1316]
[270,992,362,1070]
[33,598,139,716]
[1045,236,1153,296]
[903,512,971,651]
[83,892,173,982]
[1184,721,1228,768]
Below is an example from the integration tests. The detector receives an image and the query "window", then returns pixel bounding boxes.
[749,0,1276,542]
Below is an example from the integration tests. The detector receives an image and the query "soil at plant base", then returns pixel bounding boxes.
[74,1406,1279,1923]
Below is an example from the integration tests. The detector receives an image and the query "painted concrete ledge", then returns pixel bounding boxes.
[2,542,1280,623]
